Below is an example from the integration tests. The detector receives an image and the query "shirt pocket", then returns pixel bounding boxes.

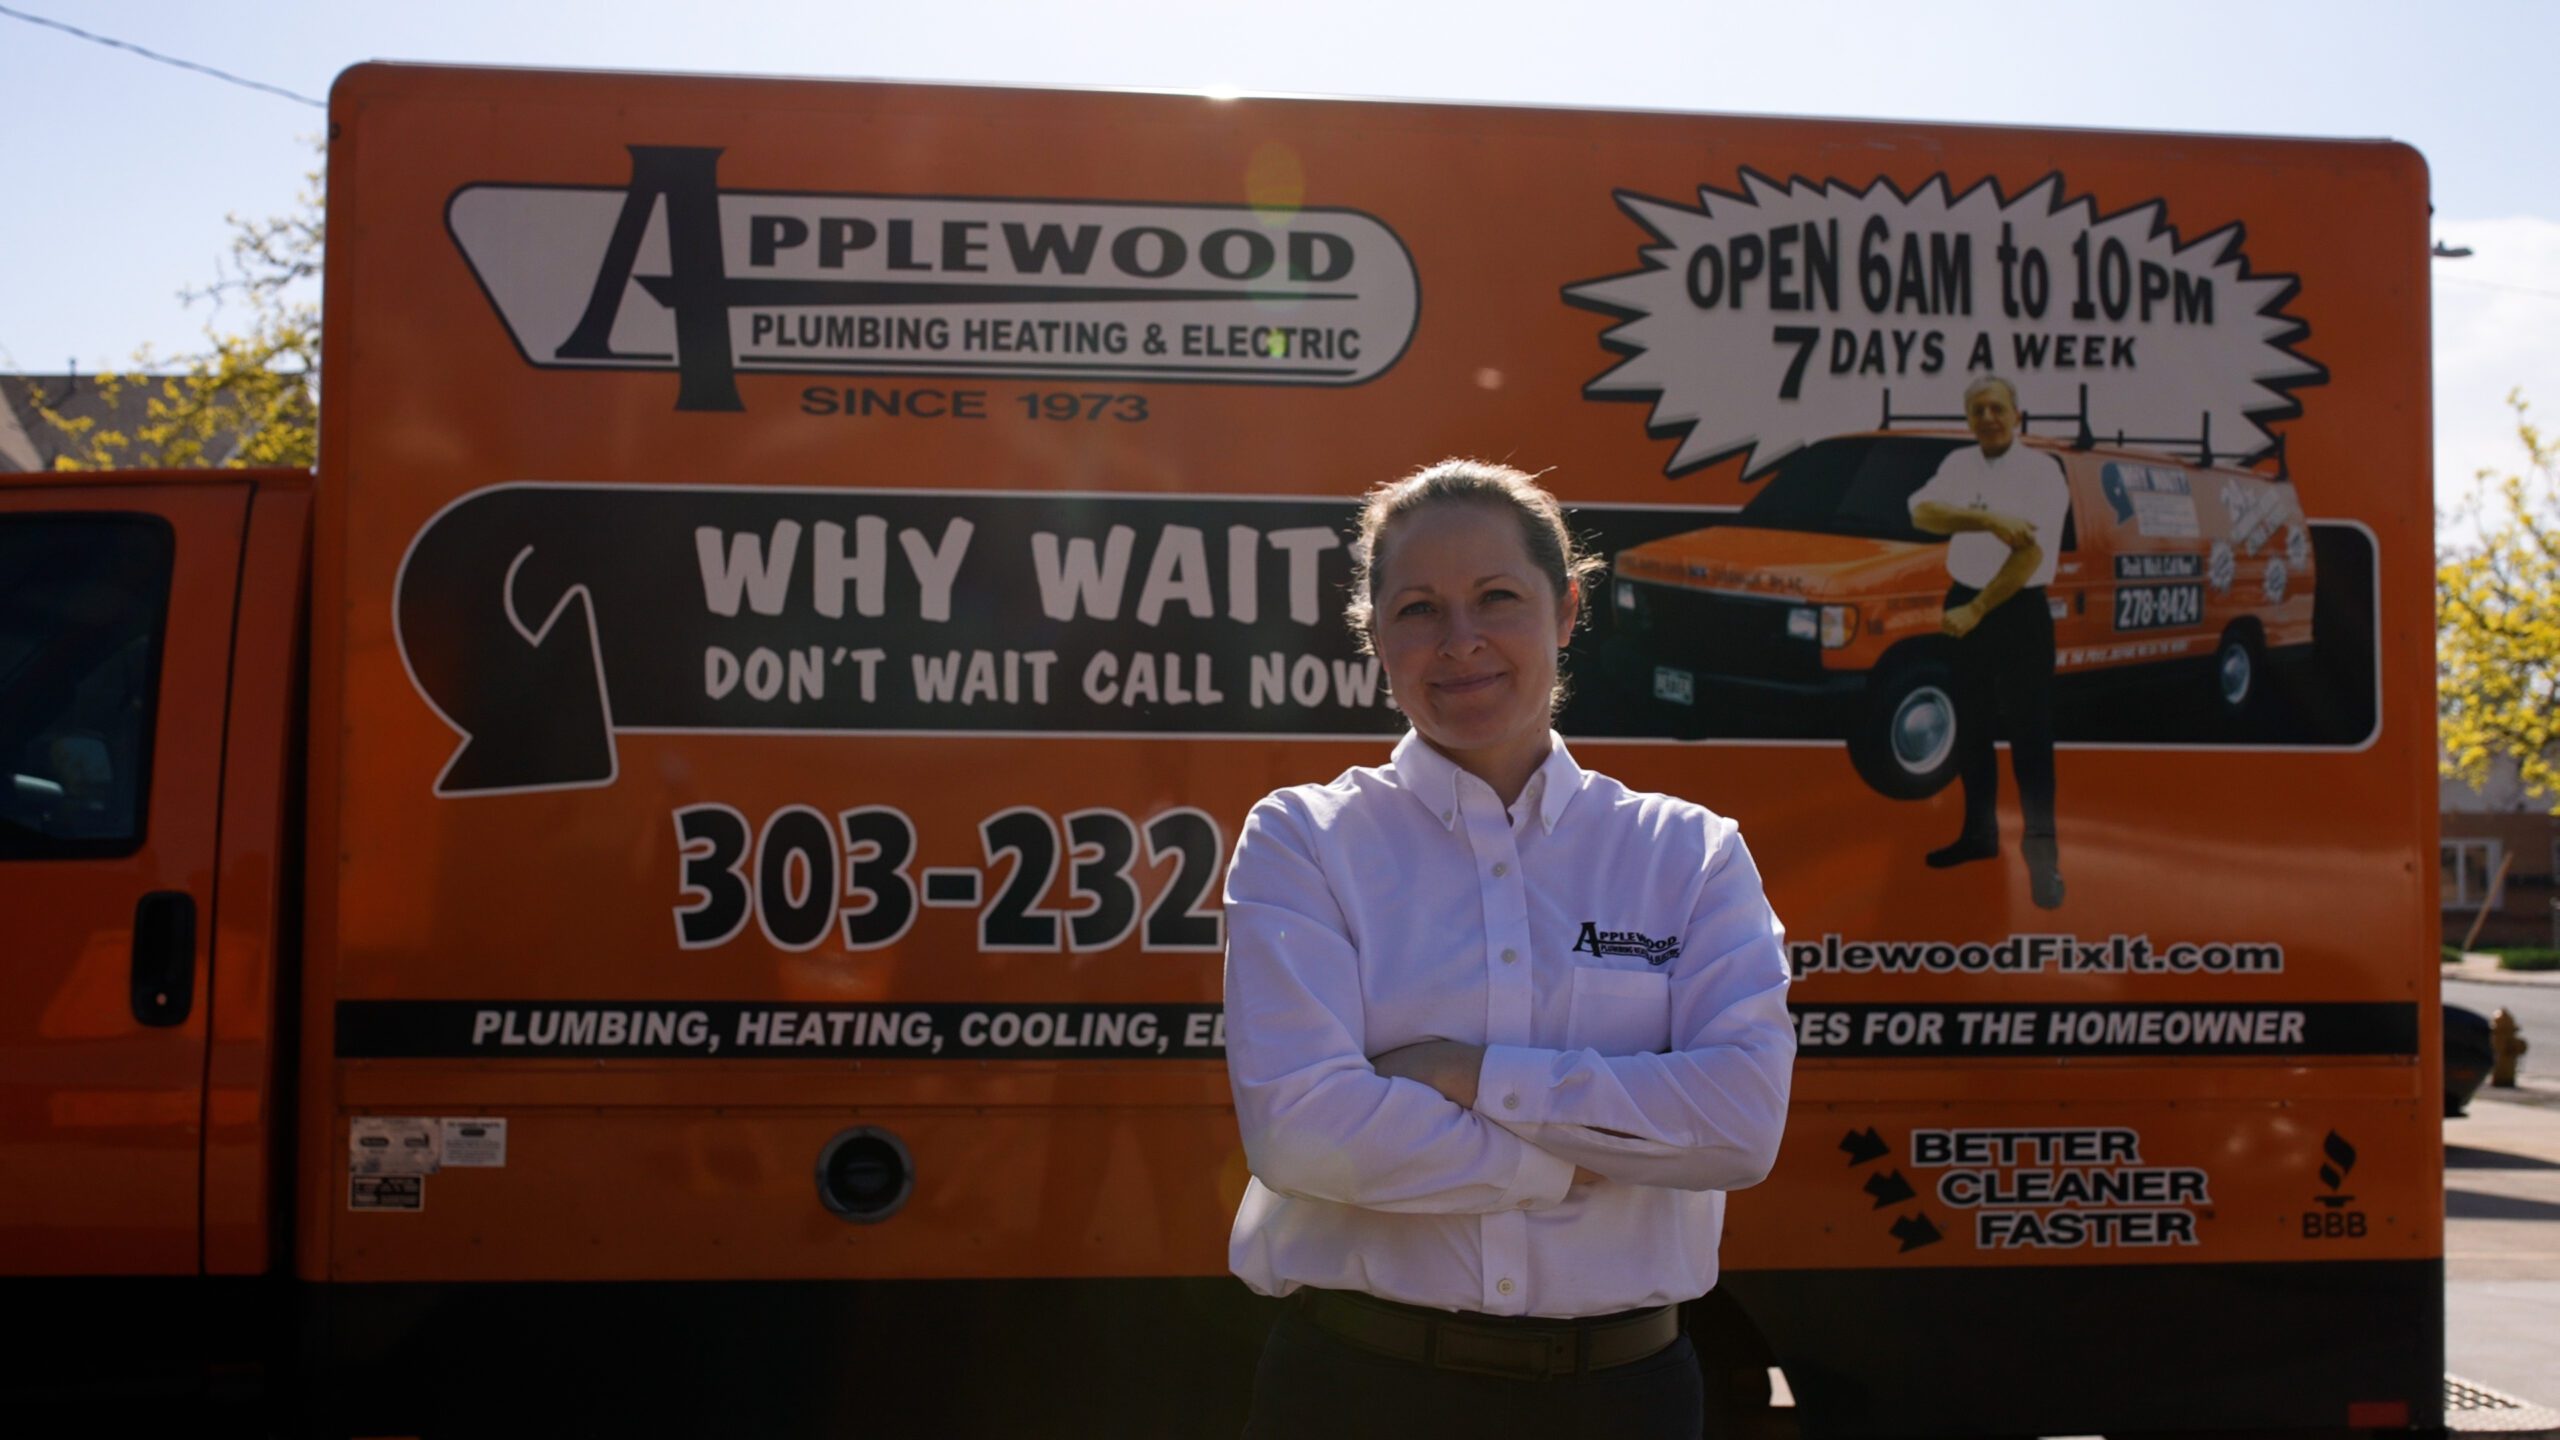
[1564,965,1672,1056]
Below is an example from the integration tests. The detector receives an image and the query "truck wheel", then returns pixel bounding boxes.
[1848,649,1961,800]
[2211,623,2265,717]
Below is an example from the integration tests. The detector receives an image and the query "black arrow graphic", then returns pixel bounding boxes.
[401,527,617,795]
[1839,1127,1888,1167]
[392,485,1402,794]
[1863,1170,1916,1209]
[1889,1213,1943,1252]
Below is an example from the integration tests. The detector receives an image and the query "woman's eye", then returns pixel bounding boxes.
[1396,600,1435,618]
[1481,588,1519,604]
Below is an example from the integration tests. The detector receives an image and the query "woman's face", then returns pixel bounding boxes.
[1370,500,1578,794]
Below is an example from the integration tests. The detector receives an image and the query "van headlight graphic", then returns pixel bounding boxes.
[1786,605,1860,648]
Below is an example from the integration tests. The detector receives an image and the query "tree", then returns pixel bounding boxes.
[36,159,320,470]
[2439,391,2560,807]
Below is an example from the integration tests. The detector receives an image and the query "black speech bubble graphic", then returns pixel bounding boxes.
[392,484,2376,797]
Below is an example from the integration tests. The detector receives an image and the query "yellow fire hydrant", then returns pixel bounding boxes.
[2491,1009,2528,1088]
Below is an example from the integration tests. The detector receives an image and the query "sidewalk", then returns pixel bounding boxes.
[2445,954,2560,988]
[2445,1081,2560,1433]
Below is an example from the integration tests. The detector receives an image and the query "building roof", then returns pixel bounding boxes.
[2445,750,2560,815]
[0,371,265,473]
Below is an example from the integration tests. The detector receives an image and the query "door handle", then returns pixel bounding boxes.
[131,891,196,1027]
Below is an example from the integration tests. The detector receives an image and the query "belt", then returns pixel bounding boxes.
[1293,1288,1680,1381]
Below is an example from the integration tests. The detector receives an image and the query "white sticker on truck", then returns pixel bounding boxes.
[350,1175,425,1212]
[349,1116,441,1176]
[440,1117,509,1167]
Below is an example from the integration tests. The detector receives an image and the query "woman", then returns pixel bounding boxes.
[1222,459,1796,1438]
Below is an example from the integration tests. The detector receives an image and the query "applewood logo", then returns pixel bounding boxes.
[1572,922,1683,965]
[446,146,1421,411]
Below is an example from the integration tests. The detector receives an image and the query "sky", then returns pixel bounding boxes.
[4,0,2555,526]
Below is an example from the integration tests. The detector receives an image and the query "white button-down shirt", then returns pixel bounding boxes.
[1907,441,2073,589]
[1223,730,1794,1318]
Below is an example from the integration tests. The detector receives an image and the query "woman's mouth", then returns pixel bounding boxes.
[1433,672,1505,695]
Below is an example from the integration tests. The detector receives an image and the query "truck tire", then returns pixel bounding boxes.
[2211,621,2265,719]
[1847,647,1961,800]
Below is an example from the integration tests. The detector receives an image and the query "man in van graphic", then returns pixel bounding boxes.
[1906,375,2069,908]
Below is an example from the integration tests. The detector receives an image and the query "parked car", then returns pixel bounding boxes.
[1608,430,2317,798]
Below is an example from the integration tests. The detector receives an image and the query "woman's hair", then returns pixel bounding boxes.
[1344,458,1606,659]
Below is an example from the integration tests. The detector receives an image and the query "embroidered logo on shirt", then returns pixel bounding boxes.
[1572,922,1683,966]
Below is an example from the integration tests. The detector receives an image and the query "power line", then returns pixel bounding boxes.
[0,4,324,109]
[2438,273,2560,305]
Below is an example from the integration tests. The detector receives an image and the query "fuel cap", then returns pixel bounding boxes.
[816,1126,913,1223]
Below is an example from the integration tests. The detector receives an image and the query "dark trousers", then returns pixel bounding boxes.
[1947,583,2057,849]
[1242,1295,1706,1440]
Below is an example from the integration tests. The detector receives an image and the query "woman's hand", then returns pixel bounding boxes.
[1369,1039,1485,1109]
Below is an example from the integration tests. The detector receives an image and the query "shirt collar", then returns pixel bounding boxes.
[1387,729,1583,834]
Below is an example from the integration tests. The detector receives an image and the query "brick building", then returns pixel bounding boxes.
[2442,752,2560,949]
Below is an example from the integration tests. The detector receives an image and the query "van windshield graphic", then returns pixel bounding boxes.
[1738,437,1966,543]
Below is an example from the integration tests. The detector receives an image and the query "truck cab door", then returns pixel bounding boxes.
[0,481,248,1275]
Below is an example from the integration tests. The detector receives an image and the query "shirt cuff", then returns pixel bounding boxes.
[1496,1127,1577,1211]
[1478,1043,1556,1126]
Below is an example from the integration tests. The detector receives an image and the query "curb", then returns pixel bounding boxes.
[2444,961,2560,990]
[2465,1078,2560,1109]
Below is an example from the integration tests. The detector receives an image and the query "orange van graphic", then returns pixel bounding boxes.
[1609,426,2315,799]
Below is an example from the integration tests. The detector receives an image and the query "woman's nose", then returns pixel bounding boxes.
[1438,612,1483,654]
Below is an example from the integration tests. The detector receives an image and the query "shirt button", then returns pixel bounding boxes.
[1492,862,1508,878]
[1502,1094,1519,1110]
[1497,1278,1515,1295]
[1501,948,1518,964]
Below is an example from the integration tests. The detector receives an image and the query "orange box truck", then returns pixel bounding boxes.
[1,64,2437,1436]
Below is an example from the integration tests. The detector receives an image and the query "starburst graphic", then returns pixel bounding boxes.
[1564,172,2328,481]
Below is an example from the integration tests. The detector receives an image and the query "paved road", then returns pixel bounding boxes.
[2444,1081,2560,1422]
[2446,978,2560,1082]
